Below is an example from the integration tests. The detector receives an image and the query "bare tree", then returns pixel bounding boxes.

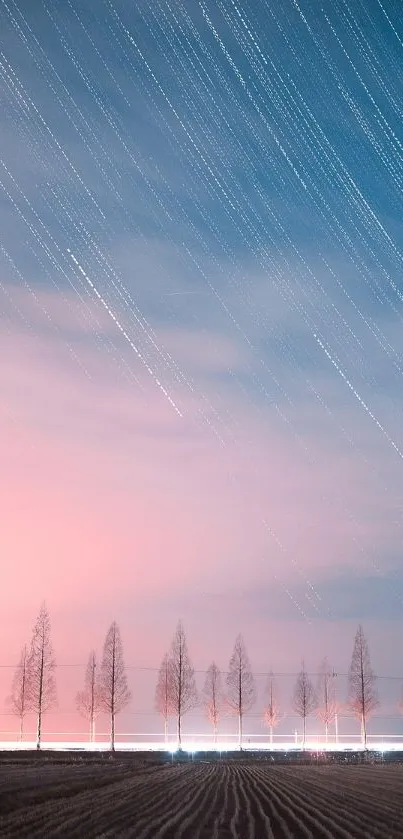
[26,603,57,750]
[155,652,174,743]
[6,645,29,742]
[292,662,316,748]
[99,622,131,751]
[347,624,379,746]
[263,671,281,746]
[226,634,255,749]
[202,662,223,744]
[76,651,101,743]
[315,658,337,743]
[168,621,198,749]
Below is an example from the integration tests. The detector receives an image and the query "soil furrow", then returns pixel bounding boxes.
[1,756,403,838]
[237,766,276,838]
[152,766,217,838]
[265,766,402,836]
[133,765,214,839]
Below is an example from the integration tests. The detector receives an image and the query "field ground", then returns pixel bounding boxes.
[0,752,402,838]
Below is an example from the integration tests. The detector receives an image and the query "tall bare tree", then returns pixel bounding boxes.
[315,658,337,743]
[226,634,255,749]
[202,662,223,744]
[292,662,316,748]
[347,624,379,746]
[155,652,174,743]
[26,603,57,750]
[76,651,101,743]
[99,622,131,751]
[168,621,198,749]
[6,645,29,742]
[263,671,281,746]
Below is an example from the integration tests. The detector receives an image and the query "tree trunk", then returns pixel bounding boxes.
[36,648,44,751]
[238,712,242,750]
[213,722,217,744]
[325,722,328,744]
[19,716,24,743]
[361,713,367,747]
[270,726,273,746]
[36,710,42,750]
[177,713,181,749]
[111,712,115,752]
[335,713,338,744]
[302,715,306,750]
[164,717,168,744]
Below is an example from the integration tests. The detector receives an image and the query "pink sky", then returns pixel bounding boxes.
[1,285,402,741]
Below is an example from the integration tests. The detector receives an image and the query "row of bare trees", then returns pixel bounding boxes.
[154,623,380,749]
[7,604,130,750]
[7,605,56,749]
[6,606,383,750]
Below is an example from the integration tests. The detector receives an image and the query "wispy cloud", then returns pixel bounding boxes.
[2,274,402,634]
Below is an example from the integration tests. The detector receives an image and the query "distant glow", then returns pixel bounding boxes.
[1,738,403,753]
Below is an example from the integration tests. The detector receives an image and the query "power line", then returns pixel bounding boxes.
[0,663,401,680]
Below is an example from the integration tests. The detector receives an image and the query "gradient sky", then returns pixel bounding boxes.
[1,0,403,742]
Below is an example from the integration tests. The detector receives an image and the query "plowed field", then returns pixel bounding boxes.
[0,758,402,837]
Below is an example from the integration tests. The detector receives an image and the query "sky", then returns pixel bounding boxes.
[1,0,403,743]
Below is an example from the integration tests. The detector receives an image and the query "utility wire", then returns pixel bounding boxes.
[0,663,402,680]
